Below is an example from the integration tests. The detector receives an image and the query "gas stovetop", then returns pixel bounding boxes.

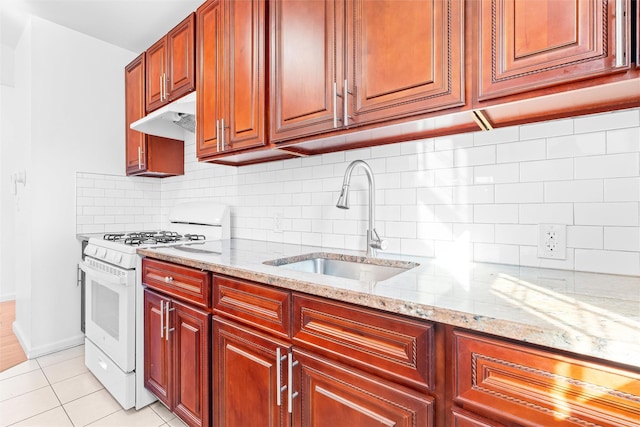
[103,231,207,246]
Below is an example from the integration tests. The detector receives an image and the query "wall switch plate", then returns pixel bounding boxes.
[538,224,566,260]
[273,211,283,233]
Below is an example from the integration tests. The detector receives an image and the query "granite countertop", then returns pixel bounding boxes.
[138,238,640,369]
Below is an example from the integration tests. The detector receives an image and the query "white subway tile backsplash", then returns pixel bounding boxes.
[453,185,494,204]
[544,180,603,203]
[474,243,519,265]
[497,139,546,163]
[495,183,543,203]
[474,204,519,224]
[520,118,573,140]
[77,108,640,276]
[474,163,519,184]
[575,202,638,226]
[607,127,640,154]
[454,145,496,167]
[495,224,537,245]
[604,177,640,202]
[604,227,640,251]
[520,158,573,182]
[519,203,574,225]
[574,109,640,134]
[473,126,520,146]
[567,226,603,249]
[546,133,606,159]
[453,223,495,243]
[574,249,640,275]
[574,153,639,179]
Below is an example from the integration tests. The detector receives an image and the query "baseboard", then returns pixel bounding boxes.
[13,321,84,359]
[0,294,16,302]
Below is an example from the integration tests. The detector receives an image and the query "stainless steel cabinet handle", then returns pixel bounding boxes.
[333,82,338,128]
[343,79,349,127]
[164,276,173,283]
[163,73,168,101]
[216,119,220,152]
[276,348,288,406]
[221,118,225,151]
[165,303,175,341]
[138,145,142,169]
[160,75,164,101]
[287,353,299,414]
[160,300,164,338]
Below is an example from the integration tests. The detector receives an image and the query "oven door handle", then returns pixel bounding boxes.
[78,261,127,286]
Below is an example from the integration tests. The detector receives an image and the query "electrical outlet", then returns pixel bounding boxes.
[537,224,566,260]
[273,211,283,233]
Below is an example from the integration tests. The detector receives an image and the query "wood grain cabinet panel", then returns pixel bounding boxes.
[142,259,210,309]
[270,0,465,143]
[146,14,195,112]
[346,0,465,126]
[213,274,291,339]
[143,288,211,427]
[196,0,267,160]
[294,348,435,427]
[213,316,292,427]
[453,330,640,427]
[293,293,434,391]
[476,0,628,101]
[124,54,184,177]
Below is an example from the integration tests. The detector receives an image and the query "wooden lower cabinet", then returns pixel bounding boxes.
[294,348,435,427]
[451,407,506,427]
[453,330,640,427]
[143,288,210,427]
[213,316,292,427]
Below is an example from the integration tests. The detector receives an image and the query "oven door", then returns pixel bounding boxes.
[80,257,136,372]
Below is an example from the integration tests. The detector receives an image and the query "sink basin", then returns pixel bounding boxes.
[263,253,418,282]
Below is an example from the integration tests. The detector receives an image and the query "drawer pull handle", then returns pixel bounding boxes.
[287,353,299,413]
[164,276,174,283]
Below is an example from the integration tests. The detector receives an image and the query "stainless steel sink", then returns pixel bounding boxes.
[264,253,418,282]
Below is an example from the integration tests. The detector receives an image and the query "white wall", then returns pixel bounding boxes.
[5,15,137,357]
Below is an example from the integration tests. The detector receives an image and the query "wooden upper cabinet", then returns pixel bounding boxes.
[476,0,629,101]
[125,54,147,174]
[269,0,343,142]
[196,0,267,160]
[125,54,184,177]
[346,0,465,126]
[270,0,465,143]
[146,14,195,113]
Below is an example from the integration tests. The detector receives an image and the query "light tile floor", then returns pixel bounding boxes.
[0,345,186,427]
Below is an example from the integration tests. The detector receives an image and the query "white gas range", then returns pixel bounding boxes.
[79,202,229,409]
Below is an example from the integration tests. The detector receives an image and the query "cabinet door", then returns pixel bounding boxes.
[146,38,167,112]
[346,0,464,126]
[125,54,147,175]
[223,0,267,152]
[477,0,626,101]
[172,300,210,427]
[143,289,172,408]
[269,0,343,142]
[196,0,223,158]
[167,14,196,102]
[213,316,291,427]
[294,349,435,427]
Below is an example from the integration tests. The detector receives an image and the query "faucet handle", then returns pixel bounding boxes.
[369,229,387,251]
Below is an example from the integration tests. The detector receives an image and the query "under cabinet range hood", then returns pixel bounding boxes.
[130,92,195,140]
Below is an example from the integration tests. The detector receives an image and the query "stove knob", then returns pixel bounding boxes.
[97,248,107,259]
[114,253,123,264]
[86,246,97,256]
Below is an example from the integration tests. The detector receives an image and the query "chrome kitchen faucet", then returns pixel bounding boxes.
[336,160,387,257]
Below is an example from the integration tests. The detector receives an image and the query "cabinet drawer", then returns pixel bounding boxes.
[142,258,210,308]
[454,330,640,427]
[293,293,434,391]
[213,275,291,339]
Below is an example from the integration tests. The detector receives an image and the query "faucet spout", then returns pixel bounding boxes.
[336,160,386,257]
